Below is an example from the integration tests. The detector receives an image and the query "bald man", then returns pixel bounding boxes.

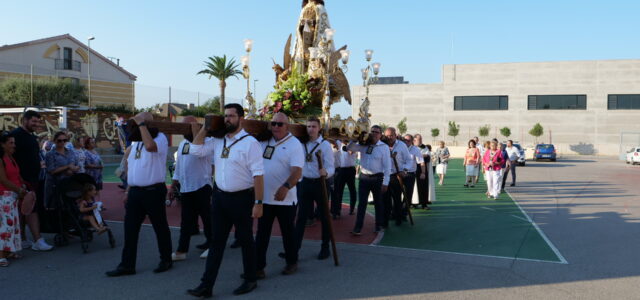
[169,116,214,261]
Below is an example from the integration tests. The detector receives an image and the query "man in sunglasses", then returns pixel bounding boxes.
[347,125,390,234]
[294,116,334,260]
[254,112,304,277]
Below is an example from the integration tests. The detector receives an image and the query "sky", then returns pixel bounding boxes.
[2,0,640,116]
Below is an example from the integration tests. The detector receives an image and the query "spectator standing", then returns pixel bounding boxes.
[434,141,450,185]
[0,132,24,266]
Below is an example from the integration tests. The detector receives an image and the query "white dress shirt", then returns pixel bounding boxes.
[349,140,391,186]
[505,146,521,161]
[407,145,425,172]
[261,133,305,205]
[390,139,412,174]
[172,139,214,193]
[190,129,264,193]
[127,133,168,187]
[302,136,335,179]
[337,140,357,168]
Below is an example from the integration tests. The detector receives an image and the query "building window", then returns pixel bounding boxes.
[527,95,586,110]
[454,96,508,111]
[63,47,72,70]
[608,94,640,110]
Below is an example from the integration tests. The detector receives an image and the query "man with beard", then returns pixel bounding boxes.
[384,127,412,227]
[187,104,264,298]
[255,112,304,277]
[294,116,334,260]
[169,116,213,262]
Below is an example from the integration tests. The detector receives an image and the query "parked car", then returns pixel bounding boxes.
[626,147,640,165]
[513,143,526,166]
[534,144,557,161]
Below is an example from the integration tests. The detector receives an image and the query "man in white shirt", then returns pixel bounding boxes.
[294,116,335,260]
[403,134,426,207]
[334,139,358,215]
[169,116,213,261]
[255,112,304,277]
[503,140,520,188]
[348,125,390,234]
[187,104,264,298]
[106,112,173,277]
[384,127,413,227]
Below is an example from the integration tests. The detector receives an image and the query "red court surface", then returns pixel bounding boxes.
[99,183,377,245]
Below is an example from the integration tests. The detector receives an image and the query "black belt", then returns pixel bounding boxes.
[302,177,322,182]
[214,185,253,195]
[406,171,415,175]
[130,182,165,190]
[340,166,356,169]
[361,173,383,177]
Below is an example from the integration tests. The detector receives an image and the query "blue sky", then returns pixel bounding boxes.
[2,0,639,116]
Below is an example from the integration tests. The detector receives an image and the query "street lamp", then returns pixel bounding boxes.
[358,49,380,128]
[87,36,95,108]
[242,39,257,117]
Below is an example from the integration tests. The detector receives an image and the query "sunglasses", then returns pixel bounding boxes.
[270,122,285,127]
[370,131,381,134]
[56,139,68,143]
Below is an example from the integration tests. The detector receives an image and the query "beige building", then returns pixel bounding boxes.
[352,59,640,157]
[0,34,136,107]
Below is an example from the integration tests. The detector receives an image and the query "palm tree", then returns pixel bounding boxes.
[197,55,242,112]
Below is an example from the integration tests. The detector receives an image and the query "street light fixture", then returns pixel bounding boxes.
[242,39,257,117]
[87,36,95,108]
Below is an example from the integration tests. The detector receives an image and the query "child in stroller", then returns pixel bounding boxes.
[77,183,108,234]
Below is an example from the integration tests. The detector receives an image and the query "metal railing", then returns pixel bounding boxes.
[54,59,81,72]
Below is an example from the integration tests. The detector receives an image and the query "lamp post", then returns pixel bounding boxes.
[242,39,257,117]
[87,36,95,108]
[357,49,380,127]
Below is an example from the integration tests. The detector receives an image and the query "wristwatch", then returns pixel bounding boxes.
[283,182,292,190]
[255,200,263,205]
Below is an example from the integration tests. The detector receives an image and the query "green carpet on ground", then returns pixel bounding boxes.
[102,163,173,185]
[372,159,562,262]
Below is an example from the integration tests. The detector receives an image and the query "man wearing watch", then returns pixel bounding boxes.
[187,104,264,298]
[255,112,304,278]
[384,127,413,227]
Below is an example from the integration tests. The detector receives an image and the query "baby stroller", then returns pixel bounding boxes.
[53,173,116,253]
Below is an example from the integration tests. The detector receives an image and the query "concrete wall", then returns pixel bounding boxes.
[352,59,640,156]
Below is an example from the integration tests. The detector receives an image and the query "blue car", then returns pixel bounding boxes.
[535,144,556,161]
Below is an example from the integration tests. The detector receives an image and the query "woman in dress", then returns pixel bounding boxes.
[463,139,481,188]
[482,141,505,200]
[44,132,79,209]
[0,132,24,266]
[84,137,103,193]
[434,141,450,185]
[70,135,86,174]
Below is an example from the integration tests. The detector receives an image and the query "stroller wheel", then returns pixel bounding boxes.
[54,234,68,247]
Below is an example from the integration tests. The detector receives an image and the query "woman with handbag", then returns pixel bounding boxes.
[0,132,29,267]
[463,139,481,188]
[434,141,450,186]
[482,140,505,200]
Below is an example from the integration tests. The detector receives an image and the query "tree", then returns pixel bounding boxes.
[0,77,87,107]
[197,55,242,112]
[479,125,491,138]
[431,128,440,139]
[448,121,460,144]
[529,123,544,143]
[379,123,389,132]
[180,97,221,117]
[500,127,511,138]
[397,117,407,135]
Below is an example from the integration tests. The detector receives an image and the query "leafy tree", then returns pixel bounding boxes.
[431,128,440,139]
[0,77,87,106]
[448,121,460,144]
[197,55,242,112]
[397,117,407,135]
[500,127,511,138]
[479,125,491,138]
[379,123,389,132]
[529,123,544,143]
[180,97,222,117]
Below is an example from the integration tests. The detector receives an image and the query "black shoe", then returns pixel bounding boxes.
[196,242,209,250]
[233,281,257,295]
[282,264,298,275]
[464,184,469,187]
[510,183,516,187]
[105,267,136,277]
[332,215,340,220]
[230,240,240,249]
[153,261,173,273]
[187,285,212,298]
[278,252,286,259]
[240,270,265,280]
[350,230,362,236]
[118,184,126,190]
[349,210,354,215]
[374,226,383,233]
[317,247,330,260]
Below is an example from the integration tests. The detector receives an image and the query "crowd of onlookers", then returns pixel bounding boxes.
[0,110,104,267]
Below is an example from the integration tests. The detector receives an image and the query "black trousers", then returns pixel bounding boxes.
[333,167,357,214]
[354,173,384,232]
[294,178,330,250]
[201,187,257,288]
[256,203,298,270]
[403,173,416,209]
[120,183,172,269]
[415,164,429,207]
[383,175,403,225]
[502,161,517,189]
[177,184,212,253]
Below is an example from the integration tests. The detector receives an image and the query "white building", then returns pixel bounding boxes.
[352,59,640,157]
[0,34,136,107]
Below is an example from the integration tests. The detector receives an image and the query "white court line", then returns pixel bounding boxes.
[505,190,569,264]
[510,214,529,222]
[480,206,496,211]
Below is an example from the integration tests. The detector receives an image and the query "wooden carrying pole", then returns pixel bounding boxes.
[391,152,414,226]
[315,150,339,266]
